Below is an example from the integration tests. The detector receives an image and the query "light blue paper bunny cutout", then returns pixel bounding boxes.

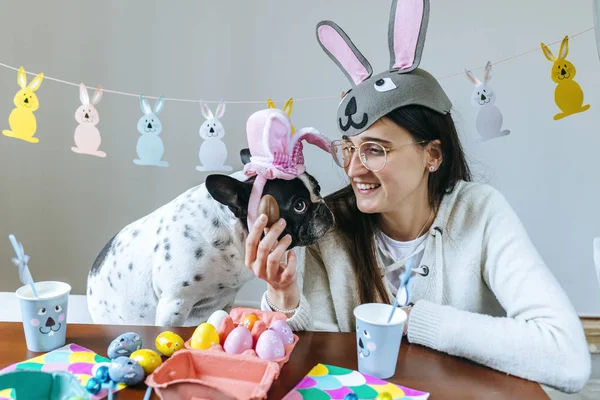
[134,94,168,167]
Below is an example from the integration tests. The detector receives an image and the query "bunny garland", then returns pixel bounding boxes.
[464,62,510,141]
[541,35,590,121]
[243,108,332,229]
[316,0,452,137]
[196,100,232,172]
[2,67,44,143]
[134,94,169,167]
[72,83,107,158]
[267,97,295,134]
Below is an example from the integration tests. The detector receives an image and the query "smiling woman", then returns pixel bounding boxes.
[244,0,593,395]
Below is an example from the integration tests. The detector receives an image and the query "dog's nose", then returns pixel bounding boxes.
[85,113,89,119]
[561,68,566,75]
[24,98,29,104]
[345,97,357,117]
[147,123,153,129]
[480,94,486,101]
[358,338,364,349]
[45,317,56,327]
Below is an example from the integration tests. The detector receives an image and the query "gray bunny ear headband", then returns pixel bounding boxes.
[316,0,452,136]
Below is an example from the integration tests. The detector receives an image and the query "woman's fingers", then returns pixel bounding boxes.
[266,234,292,282]
[245,214,268,267]
[280,249,297,285]
[246,216,290,285]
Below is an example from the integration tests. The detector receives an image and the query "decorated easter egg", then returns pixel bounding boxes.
[239,313,260,331]
[85,377,102,394]
[130,349,163,375]
[190,322,220,350]
[223,326,253,355]
[156,331,184,357]
[376,393,393,400]
[344,394,359,400]
[207,310,229,329]
[255,329,285,360]
[108,356,145,385]
[258,194,280,227]
[107,332,142,359]
[94,365,110,383]
[269,319,294,345]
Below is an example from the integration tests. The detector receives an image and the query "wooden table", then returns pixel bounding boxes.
[0,322,549,399]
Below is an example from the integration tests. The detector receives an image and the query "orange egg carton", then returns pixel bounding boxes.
[145,307,299,400]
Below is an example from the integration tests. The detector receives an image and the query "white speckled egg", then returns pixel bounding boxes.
[269,320,294,345]
[255,329,285,360]
[223,326,253,355]
[207,310,229,329]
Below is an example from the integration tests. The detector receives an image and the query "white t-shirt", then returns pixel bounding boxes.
[375,230,428,306]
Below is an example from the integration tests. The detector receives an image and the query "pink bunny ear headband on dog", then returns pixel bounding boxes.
[243,108,332,229]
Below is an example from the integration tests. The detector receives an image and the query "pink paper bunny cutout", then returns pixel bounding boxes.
[72,83,106,158]
[243,108,331,229]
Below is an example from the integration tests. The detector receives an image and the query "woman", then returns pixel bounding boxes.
[245,0,591,394]
[246,104,590,393]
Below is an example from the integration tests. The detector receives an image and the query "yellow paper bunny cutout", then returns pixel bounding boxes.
[3,67,44,143]
[541,35,590,120]
[267,97,295,134]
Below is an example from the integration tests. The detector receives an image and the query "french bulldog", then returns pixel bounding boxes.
[86,149,334,327]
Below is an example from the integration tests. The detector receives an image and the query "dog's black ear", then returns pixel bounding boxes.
[240,148,252,165]
[205,174,252,220]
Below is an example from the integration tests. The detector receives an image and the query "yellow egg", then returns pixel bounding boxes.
[376,393,393,400]
[130,349,162,375]
[155,331,184,357]
[190,323,220,350]
[239,314,260,331]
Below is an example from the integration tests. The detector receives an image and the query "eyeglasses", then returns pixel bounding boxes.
[330,139,428,172]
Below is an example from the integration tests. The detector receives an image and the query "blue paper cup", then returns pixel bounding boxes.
[16,281,71,352]
[353,303,407,379]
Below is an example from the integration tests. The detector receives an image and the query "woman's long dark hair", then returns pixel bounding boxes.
[324,105,472,304]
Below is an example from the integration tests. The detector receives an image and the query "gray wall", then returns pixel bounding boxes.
[1,0,600,316]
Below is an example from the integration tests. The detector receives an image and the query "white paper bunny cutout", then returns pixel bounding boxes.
[465,61,510,141]
[196,99,232,172]
[72,83,106,158]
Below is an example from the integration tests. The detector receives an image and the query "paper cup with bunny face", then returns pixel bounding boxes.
[353,303,406,379]
[16,281,71,352]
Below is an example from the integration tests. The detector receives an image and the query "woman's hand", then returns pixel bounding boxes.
[245,214,300,310]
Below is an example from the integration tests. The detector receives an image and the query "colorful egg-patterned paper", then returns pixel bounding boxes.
[0,343,126,400]
[281,363,430,400]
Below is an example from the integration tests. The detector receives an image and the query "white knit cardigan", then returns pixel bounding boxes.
[261,180,591,393]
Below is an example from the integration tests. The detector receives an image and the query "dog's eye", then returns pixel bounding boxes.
[38,308,47,316]
[374,77,396,93]
[364,330,371,339]
[55,305,62,312]
[293,199,307,213]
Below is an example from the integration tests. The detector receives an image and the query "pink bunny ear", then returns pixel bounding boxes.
[484,61,492,83]
[262,112,292,158]
[291,127,332,155]
[316,21,373,86]
[91,86,103,105]
[388,0,430,71]
[79,83,89,105]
